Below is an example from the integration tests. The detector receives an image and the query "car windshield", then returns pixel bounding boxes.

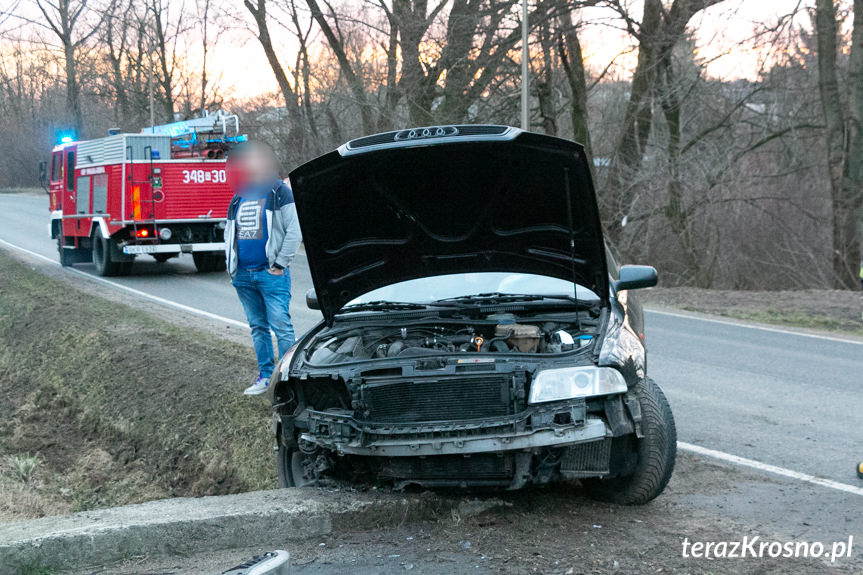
[347,272,599,306]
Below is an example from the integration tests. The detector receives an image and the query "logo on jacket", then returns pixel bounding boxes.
[237,199,265,240]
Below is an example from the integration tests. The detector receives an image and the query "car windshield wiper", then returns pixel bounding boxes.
[434,292,584,306]
[338,300,432,314]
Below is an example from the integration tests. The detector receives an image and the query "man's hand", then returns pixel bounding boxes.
[267,267,285,276]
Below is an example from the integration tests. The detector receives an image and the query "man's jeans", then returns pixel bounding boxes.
[232,268,295,378]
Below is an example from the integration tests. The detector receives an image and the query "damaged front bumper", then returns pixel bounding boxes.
[297,399,611,458]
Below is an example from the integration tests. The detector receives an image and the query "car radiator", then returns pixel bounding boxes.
[360,374,512,423]
[559,438,612,477]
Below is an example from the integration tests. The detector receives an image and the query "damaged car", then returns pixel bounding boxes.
[270,125,676,504]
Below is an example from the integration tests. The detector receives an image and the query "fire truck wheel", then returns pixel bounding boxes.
[193,252,226,273]
[57,236,75,267]
[92,234,128,277]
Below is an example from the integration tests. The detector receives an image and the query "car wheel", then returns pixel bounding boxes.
[276,434,312,488]
[584,377,676,505]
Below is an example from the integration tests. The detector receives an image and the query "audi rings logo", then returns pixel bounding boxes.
[394,126,459,141]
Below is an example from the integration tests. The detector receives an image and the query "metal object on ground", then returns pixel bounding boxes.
[222,550,290,575]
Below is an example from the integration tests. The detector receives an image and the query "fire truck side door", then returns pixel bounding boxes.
[64,149,76,212]
[49,152,62,211]
[62,149,77,236]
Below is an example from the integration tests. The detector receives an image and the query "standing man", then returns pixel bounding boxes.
[225,142,302,395]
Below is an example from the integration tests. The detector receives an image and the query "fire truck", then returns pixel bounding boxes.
[44,111,244,276]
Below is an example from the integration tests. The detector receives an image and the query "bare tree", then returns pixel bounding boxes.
[34,0,101,133]
[145,0,182,120]
[285,0,322,153]
[815,0,863,289]
[101,0,131,123]
[557,10,590,153]
[305,0,375,133]
[535,1,558,136]
[244,0,305,156]
[602,0,724,246]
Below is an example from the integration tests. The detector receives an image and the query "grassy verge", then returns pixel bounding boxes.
[0,251,273,522]
[720,309,863,334]
[641,287,863,336]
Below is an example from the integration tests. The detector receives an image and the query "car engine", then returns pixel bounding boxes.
[306,313,598,364]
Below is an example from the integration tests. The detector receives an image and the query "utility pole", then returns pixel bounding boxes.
[521,0,529,130]
[149,68,155,132]
[148,36,155,133]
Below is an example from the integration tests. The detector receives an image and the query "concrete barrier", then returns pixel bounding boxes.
[0,488,503,573]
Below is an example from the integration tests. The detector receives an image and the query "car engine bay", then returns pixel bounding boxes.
[305,311,601,365]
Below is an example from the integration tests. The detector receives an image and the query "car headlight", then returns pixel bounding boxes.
[528,366,627,404]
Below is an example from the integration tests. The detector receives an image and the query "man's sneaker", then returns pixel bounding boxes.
[244,376,269,396]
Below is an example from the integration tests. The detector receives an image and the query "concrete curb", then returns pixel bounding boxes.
[0,488,503,573]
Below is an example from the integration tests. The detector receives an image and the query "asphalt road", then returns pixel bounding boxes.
[1,192,861,491]
[0,192,322,331]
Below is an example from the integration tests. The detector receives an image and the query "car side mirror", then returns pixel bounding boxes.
[38,160,48,191]
[614,265,658,291]
[306,288,320,310]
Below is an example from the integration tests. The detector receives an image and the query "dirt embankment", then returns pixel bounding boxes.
[0,251,274,521]
[641,287,863,336]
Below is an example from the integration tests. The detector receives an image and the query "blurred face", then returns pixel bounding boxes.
[227,142,278,190]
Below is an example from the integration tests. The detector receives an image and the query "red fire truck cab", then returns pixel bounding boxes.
[46,112,244,275]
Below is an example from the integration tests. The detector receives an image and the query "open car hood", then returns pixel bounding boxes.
[289,126,610,324]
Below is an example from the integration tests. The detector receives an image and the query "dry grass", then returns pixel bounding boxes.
[0,251,275,521]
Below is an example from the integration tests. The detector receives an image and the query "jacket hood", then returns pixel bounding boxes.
[289,126,609,324]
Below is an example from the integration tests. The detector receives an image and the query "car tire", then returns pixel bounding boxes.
[276,433,312,488]
[583,377,676,505]
[92,233,129,276]
[193,252,226,273]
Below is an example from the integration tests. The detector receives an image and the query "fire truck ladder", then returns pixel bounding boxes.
[153,111,245,159]
[126,144,160,243]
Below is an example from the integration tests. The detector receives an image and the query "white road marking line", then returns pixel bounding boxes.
[4,238,862,497]
[0,238,57,265]
[679,442,863,497]
[646,308,863,345]
[0,238,249,330]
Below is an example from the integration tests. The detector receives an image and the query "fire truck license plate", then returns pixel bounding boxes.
[124,245,158,254]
